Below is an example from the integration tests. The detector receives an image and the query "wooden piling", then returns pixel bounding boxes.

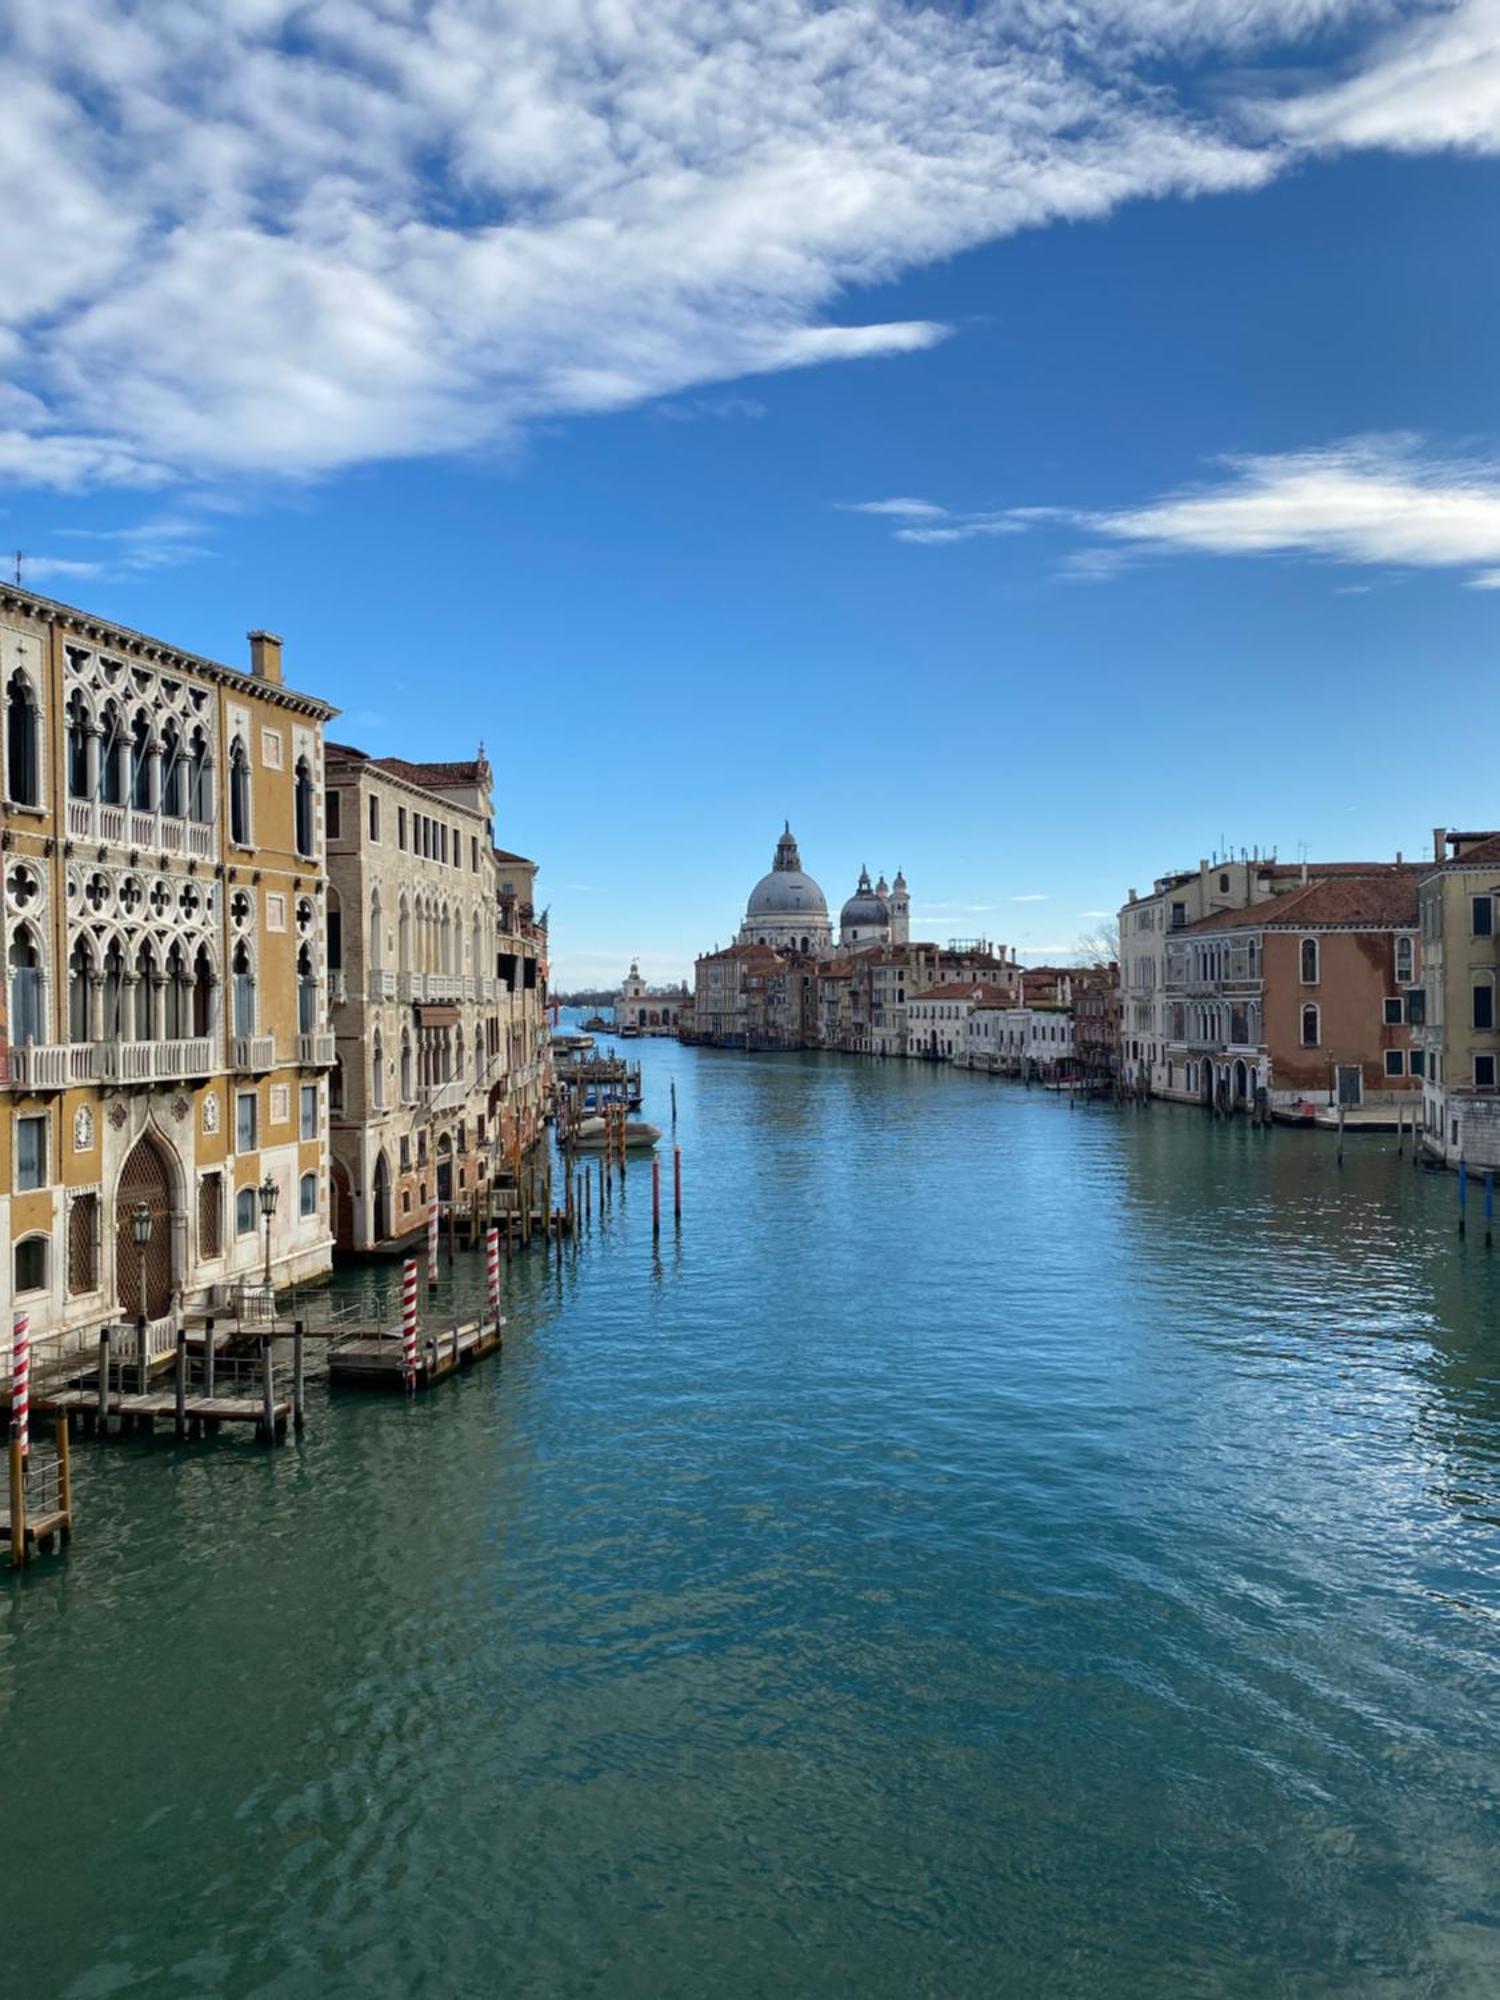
[652,1154,661,1238]
[204,1315,216,1398]
[55,1414,72,1545]
[293,1320,306,1432]
[1486,1172,1494,1251]
[137,1312,150,1395]
[1459,1158,1468,1238]
[8,1433,25,1569]
[260,1336,276,1443]
[1337,1103,1345,1167]
[174,1326,188,1439]
[674,1145,682,1223]
[96,1328,110,1430]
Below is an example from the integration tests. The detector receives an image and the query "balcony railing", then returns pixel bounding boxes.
[96,1037,214,1084]
[231,1034,276,1072]
[296,1031,336,1067]
[67,797,214,859]
[9,1044,74,1090]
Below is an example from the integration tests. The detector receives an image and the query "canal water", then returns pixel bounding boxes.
[5,1038,1500,1997]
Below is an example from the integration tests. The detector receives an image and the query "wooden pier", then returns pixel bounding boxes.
[328,1315,502,1392]
[46,1386,292,1441]
[4,1424,75,1567]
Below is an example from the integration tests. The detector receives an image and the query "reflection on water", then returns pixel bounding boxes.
[4,1040,1500,1997]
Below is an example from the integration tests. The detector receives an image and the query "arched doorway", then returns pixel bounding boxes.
[371,1152,391,1245]
[1233,1058,1249,1105]
[117,1133,175,1319]
[331,1160,355,1251]
[436,1132,453,1204]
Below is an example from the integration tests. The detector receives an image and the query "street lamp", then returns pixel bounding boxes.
[131,1200,152,1391]
[258,1173,279,1302]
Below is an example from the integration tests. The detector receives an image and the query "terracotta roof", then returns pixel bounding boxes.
[1185,874,1419,932]
[913,980,1015,1002]
[372,755,488,789]
[1431,833,1500,869]
[492,847,533,867]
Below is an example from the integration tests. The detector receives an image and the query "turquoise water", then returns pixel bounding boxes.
[5,1037,1500,1996]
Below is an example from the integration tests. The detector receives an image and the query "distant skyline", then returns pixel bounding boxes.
[3,2,1496,986]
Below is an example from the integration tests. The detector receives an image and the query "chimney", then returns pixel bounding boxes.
[1433,826,1447,862]
[248,629,284,684]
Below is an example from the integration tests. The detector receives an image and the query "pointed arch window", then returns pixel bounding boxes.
[232,939,255,1036]
[229,736,251,845]
[6,670,39,806]
[67,690,91,800]
[192,945,214,1037]
[368,890,383,973]
[133,940,155,1039]
[371,1031,385,1110]
[161,718,186,819]
[294,754,315,858]
[188,726,213,823]
[297,943,317,1035]
[164,942,188,1039]
[130,710,152,811]
[99,703,126,806]
[69,937,93,1043]
[400,1029,413,1104]
[398,897,411,975]
[9,927,44,1045]
[102,940,125,1040]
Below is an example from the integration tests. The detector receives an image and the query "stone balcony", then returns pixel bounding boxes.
[230,1034,276,1073]
[66,797,215,861]
[296,1031,337,1068]
[9,1038,214,1090]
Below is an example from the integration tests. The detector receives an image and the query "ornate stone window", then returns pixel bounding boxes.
[5,668,40,807]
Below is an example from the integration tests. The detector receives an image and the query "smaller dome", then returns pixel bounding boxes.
[841,866,890,932]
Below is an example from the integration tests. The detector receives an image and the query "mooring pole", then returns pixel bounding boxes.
[96,1327,110,1431]
[1459,1157,1468,1238]
[293,1319,306,1432]
[652,1154,661,1239]
[55,1414,73,1544]
[260,1336,276,1443]
[204,1314,216,1399]
[174,1325,188,1439]
[674,1145,682,1224]
[1486,1172,1494,1251]
[8,1433,25,1569]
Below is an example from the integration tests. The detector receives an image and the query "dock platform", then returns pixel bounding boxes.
[329,1317,502,1392]
[48,1388,291,1440]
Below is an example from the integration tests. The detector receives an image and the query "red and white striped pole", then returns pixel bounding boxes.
[485,1225,502,1331]
[11,1312,30,1458]
[401,1258,419,1394]
[427,1198,439,1292]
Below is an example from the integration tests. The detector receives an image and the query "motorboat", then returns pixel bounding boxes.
[570,1116,662,1149]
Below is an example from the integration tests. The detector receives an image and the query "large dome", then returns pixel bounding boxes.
[748,868,828,918]
[744,823,828,923]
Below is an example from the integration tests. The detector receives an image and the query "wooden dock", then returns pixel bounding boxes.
[47,1388,291,1441]
[329,1316,502,1392]
[5,1425,76,1567]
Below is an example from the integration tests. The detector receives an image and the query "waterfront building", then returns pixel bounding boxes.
[1071,963,1121,1088]
[614,960,689,1034]
[1,588,337,1345]
[1120,853,1422,1102]
[1163,874,1420,1116]
[324,743,548,1250]
[1415,828,1500,1167]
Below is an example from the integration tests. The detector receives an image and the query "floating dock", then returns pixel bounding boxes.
[328,1316,502,1392]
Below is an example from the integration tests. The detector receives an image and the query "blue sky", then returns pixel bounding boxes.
[3,1,1498,985]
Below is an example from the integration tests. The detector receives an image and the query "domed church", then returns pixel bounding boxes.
[735,826,909,958]
[738,823,833,953]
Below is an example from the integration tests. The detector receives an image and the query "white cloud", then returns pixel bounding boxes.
[0,0,1304,490]
[23,511,215,585]
[1274,0,1500,154]
[1087,438,1500,583]
[847,498,950,519]
[1012,893,1049,902]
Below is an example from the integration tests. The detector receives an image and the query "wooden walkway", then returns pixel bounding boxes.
[329,1318,502,1392]
[0,1503,71,1556]
[48,1388,291,1440]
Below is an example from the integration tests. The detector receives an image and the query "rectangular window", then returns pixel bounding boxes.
[1474,983,1495,1032]
[1473,895,1494,937]
[235,1186,257,1235]
[325,789,342,839]
[14,1237,47,1294]
[1395,936,1414,983]
[1384,1049,1405,1077]
[471,836,479,872]
[1383,998,1404,1025]
[1476,1054,1497,1090]
[198,1172,223,1257]
[1409,1048,1425,1077]
[300,1083,318,1139]
[398,806,407,851]
[236,1091,258,1151]
[67,1192,99,1295]
[16,1114,47,1190]
[369,794,380,842]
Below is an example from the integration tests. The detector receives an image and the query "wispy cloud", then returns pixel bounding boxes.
[845,498,950,520]
[859,437,1500,590]
[23,511,215,585]
[1087,437,1500,586]
[1011,893,1049,903]
[655,395,767,423]
[1271,0,1500,156]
